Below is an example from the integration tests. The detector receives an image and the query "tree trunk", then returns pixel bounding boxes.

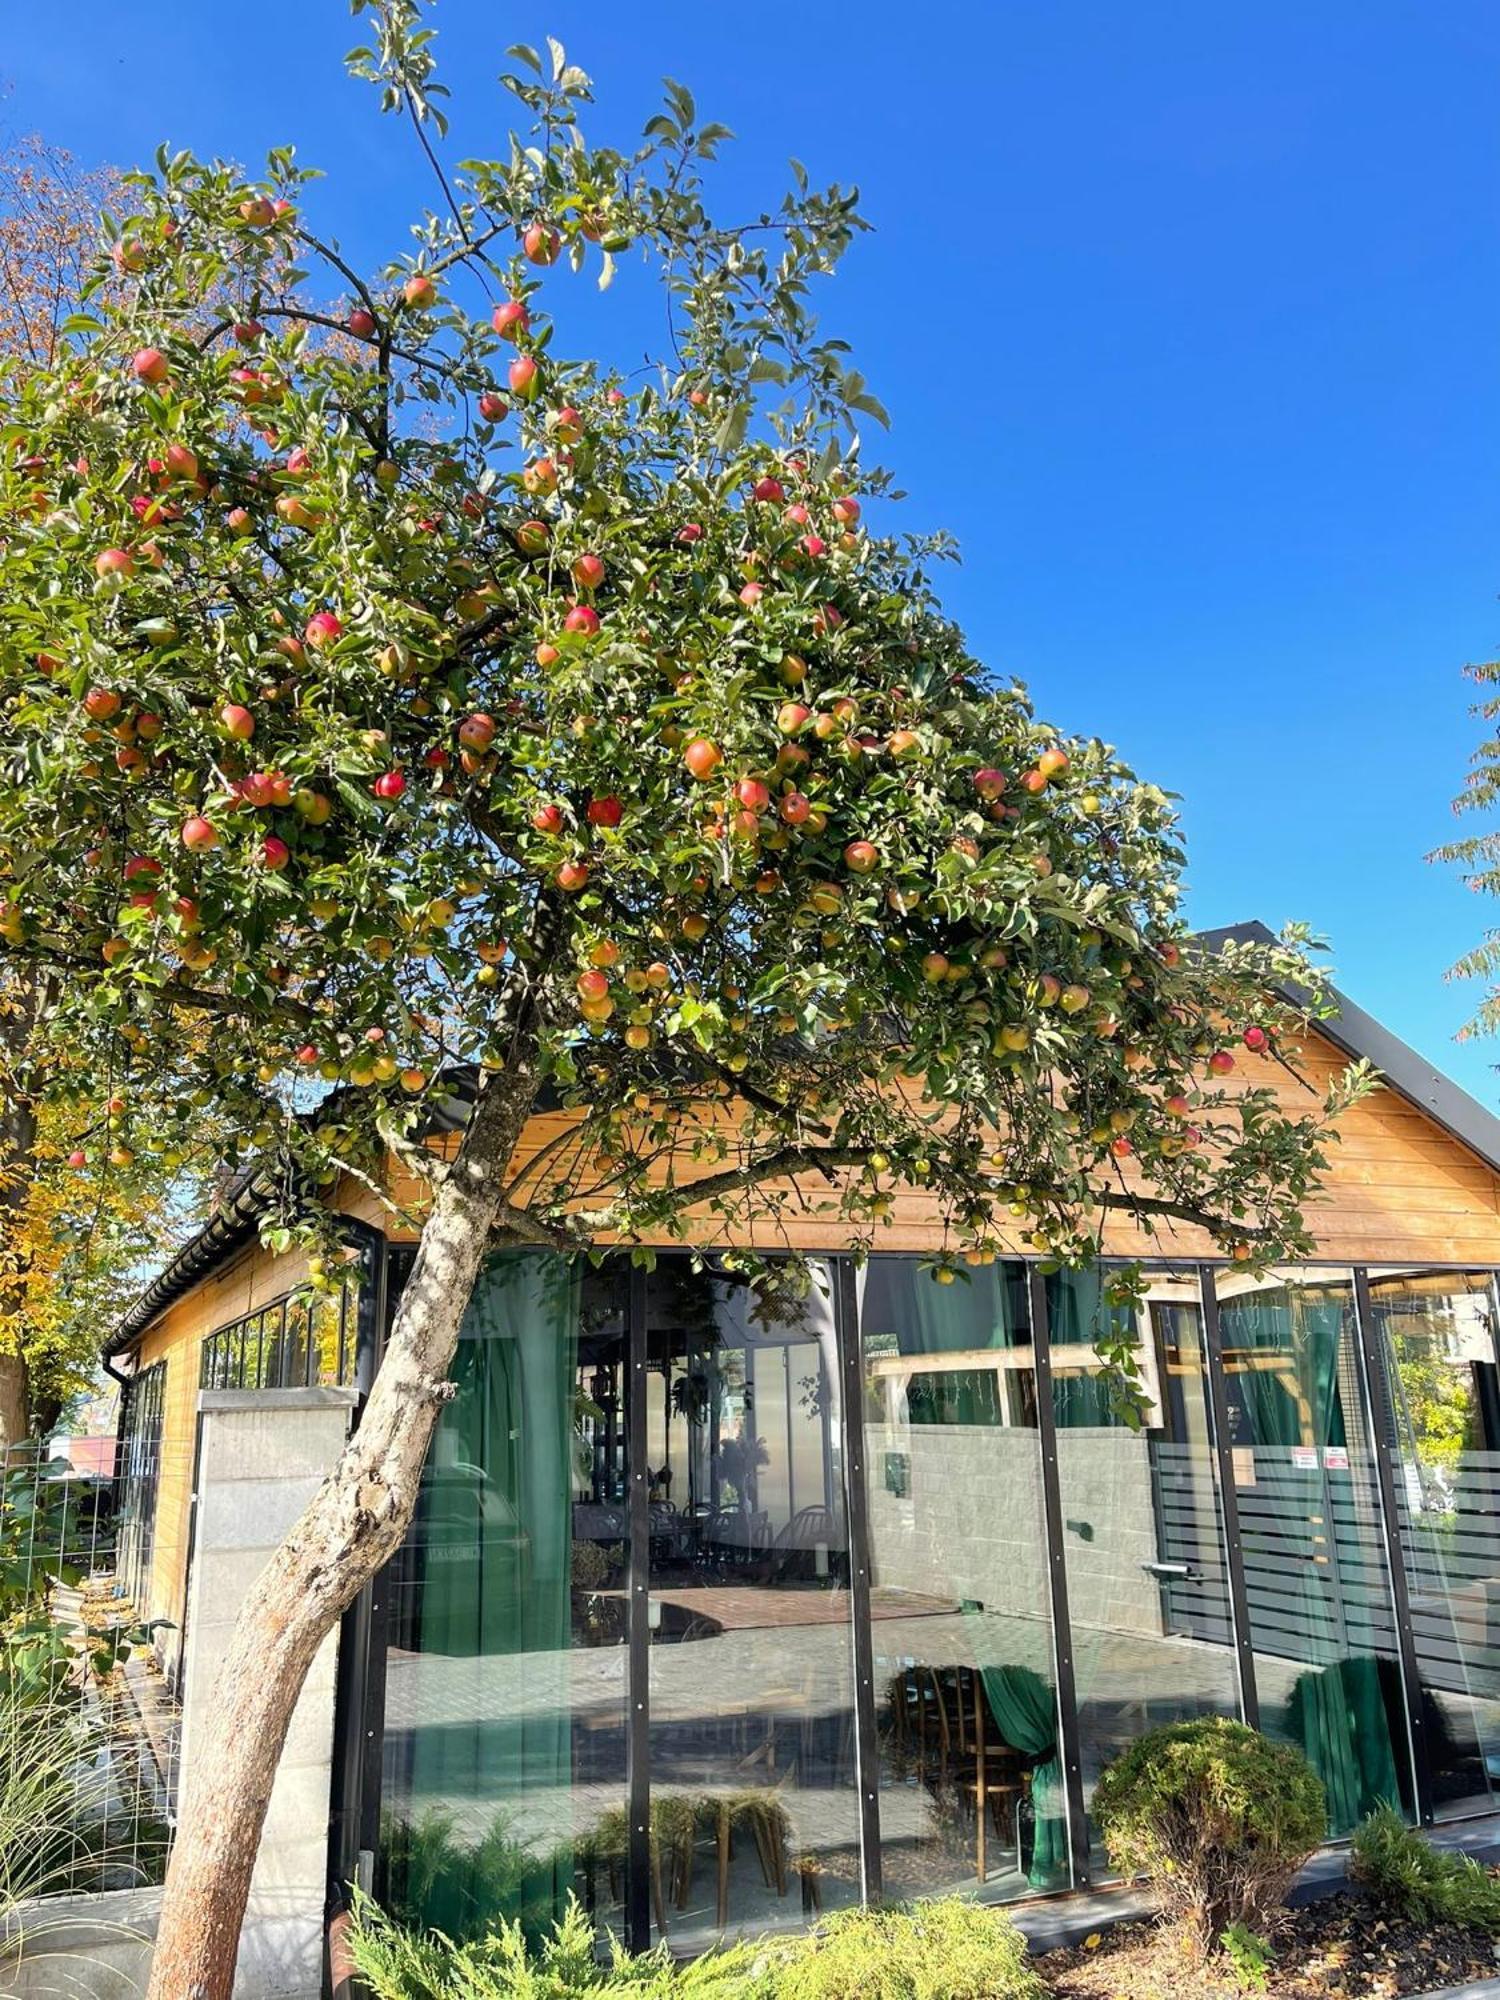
[0,984,39,1451]
[145,1053,543,2000]
[0,1351,28,1453]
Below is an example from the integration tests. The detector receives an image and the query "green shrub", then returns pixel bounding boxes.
[1092,1717,1326,1957]
[767,1899,1042,2000]
[1219,1923,1275,1991]
[1351,1805,1500,1932]
[346,1892,1042,2000]
[346,1892,772,1999]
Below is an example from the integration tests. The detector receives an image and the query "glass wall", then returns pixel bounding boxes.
[1046,1268,1242,1874]
[859,1259,1063,1903]
[371,1251,1500,1948]
[377,1255,629,1940]
[1366,1270,1500,1818]
[643,1259,859,1948]
[1214,1267,1410,1833]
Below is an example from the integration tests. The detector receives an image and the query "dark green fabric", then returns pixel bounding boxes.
[1046,1271,1137,1430]
[970,1654,1069,1889]
[1217,1284,1349,1449]
[902,1263,1024,1426]
[1285,1657,1402,1835]
[394,1252,582,1937]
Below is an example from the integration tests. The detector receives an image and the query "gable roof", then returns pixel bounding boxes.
[1199,920,1500,1179]
[104,921,1500,1361]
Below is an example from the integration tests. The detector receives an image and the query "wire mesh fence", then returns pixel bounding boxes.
[0,1433,185,1903]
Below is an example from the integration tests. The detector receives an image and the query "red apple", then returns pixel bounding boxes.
[554,859,590,893]
[67,1150,87,1171]
[1243,1026,1269,1052]
[678,523,703,544]
[478,391,507,422]
[777,702,811,735]
[508,355,541,400]
[403,273,437,310]
[563,605,600,638]
[1038,746,1069,778]
[780,791,812,825]
[348,307,378,339]
[94,548,134,581]
[571,553,606,591]
[532,802,565,835]
[1209,1049,1237,1075]
[458,713,497,753]
[587,795,623,828]
[122,856,161,883]
[258,835,290,870]
[131,347,169,384]
[219,702,255,741]
[515,519,549,556]
[372,770,407,801]
[523,222,561,265]
[82,688,121,722]
[736,778,771,813]
[491,299,530,340]
[683,737,723,780]
[304,610,342,648]
[576,969,610,1002]
[751,476,785,504]
[181,817,219,853]
[974,767,1007,801]
[831,496,861,526]
[844,840,879,873]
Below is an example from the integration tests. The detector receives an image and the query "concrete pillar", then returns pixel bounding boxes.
[180,1388,357,2000]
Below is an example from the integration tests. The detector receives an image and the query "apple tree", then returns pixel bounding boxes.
[0,7,1364,1993]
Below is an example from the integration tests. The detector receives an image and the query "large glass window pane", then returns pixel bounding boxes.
[1215,1267,1411,1832]
[378,1254,628,1941]
[1367,1269,1500,1819]
[644,1258,858,1948]
[1046,1267,1242,1875]
[861,1258,1066,1902]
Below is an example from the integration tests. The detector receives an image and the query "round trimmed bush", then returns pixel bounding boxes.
[1092,1717,1326,1956]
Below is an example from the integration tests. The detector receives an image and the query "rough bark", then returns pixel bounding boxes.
[144,1047,544,2000]
[0,981,40,1449]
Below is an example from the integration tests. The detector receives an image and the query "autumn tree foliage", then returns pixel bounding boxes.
[0,7,1363,1991]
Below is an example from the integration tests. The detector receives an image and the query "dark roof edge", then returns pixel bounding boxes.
[103,1167,278,1361]
[1198,920,1500,1179]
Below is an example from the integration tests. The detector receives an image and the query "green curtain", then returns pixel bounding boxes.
[1218,1283,1404,1835]
[1217,1284,1348,1449]
[1046,1270,1135,1429]
[1286,1657,1402,1835]
[392,1251,582,1937]
[903,1263,1024,1426]
[968,1648,1069,1889]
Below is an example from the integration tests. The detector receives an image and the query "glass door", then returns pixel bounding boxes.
[1366,1269,1500,1819]
[859,1259,1066,1903]
[377,1254,630,1941]
[1045,1267,1243,1876]
[643,1259,859,1948]
[1214,1266,1412,1833]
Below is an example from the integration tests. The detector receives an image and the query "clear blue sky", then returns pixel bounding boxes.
[7,3,1499,1097]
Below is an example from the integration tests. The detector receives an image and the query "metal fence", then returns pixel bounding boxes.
[0,1436,184,1901]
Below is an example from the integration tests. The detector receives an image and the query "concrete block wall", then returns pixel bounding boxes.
[866,1420,1164,1641]
[179,1388,357,2000]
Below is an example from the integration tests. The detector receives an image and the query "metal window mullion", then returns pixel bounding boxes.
[1351,1266,1434,1825]
[1197,1267,1260,1729]
[834,1256,883,1906]
[1028,1266,1091,1888]
[624,1264,652,1951]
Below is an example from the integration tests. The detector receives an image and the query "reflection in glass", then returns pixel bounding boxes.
[1216,1268,1410,1833]
[643,1259,859,1947]
[1367,1270,1500,1818]
[378,1255,628,1940]
[860,1260,1066,1901]
[1047,1268,1241,1874]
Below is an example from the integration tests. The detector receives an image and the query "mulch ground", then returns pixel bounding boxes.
[1035,1893,1500,1998]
